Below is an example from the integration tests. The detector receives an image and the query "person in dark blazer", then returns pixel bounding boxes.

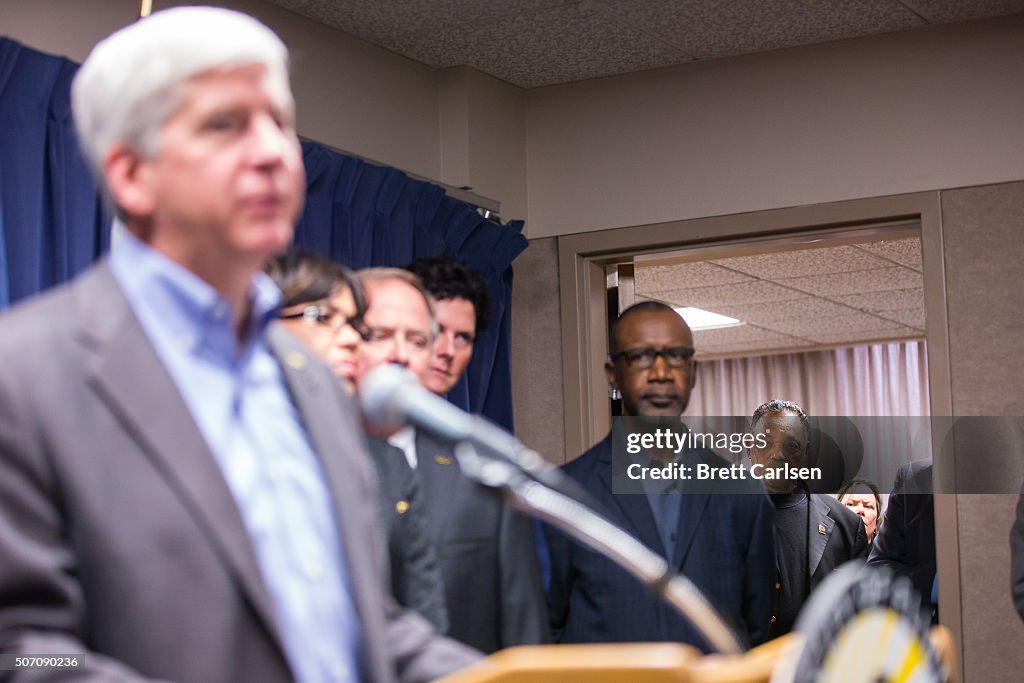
[365,437,449,632]
[412,427,549,652]
[0,8,478,681]
[266,250,448,632]
[748,400,869,637]
[543,302,776,651]
[868,460,936,619]
[400,257,550,653]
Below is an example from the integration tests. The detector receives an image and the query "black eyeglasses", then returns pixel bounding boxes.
[281,304,371,341]
[611,346,695,370]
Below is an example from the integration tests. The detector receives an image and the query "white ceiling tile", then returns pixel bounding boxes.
[693,324,806,345]
[710,245,892,279]
[876,309,927,330]
[854,238,923,271]
[778,267,922,296]
[829,287,925,312]
[757,311,903,337]
[713,296,855,324]
[635,261,751,293]
[651,280,805,309]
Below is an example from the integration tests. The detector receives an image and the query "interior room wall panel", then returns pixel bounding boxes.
[510,236,565,461]
[940,180,1024,683]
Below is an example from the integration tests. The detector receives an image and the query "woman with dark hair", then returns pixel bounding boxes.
[266,250,369,393]
[266,250,449,632]
[836,478,884,545]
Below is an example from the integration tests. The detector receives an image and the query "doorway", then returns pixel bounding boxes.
[555,190,958,664]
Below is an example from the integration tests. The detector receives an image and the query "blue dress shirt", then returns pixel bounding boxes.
[110,234,362,682]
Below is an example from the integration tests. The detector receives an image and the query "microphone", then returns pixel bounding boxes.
[361,367,743,653]
[360,364,573,491]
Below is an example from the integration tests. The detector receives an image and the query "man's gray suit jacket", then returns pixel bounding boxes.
[414,430,549,653]
[0,262,479,682]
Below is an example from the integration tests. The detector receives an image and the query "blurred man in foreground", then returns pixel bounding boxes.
[0,8,477,681]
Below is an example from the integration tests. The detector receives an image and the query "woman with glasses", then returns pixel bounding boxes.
[265,250,449,632]
[268,250,370,392]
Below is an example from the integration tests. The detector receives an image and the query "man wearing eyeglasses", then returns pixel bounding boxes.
[388,256,549,653]
[543,301,776,650]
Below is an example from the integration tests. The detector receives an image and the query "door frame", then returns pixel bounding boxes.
[556,190,960,674]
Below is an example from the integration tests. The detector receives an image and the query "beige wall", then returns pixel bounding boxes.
[438,67,528,222]
[509,237,564,458]
[525,15,1024,238]
[0,0,137,62]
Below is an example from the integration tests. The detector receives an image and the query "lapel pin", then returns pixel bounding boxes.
[818,523,827,535]
[284,351,307,370]
[434,455,453,466]
[395,500,410,514]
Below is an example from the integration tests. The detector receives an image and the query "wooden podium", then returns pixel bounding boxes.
[436,627,955,683]
[436,637,790,683]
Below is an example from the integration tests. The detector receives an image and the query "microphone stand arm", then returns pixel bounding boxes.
[452,442,745,655]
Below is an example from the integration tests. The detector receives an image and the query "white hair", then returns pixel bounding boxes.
[71,6,292,199]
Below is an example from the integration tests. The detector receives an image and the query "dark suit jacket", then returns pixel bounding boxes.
[768,493,869,636]
[1012,494,1024,623]
[543,433,777,651]
[867,460,935,615]
[0,263,478,682]
[414,429,549,653]
[365,437,449,632]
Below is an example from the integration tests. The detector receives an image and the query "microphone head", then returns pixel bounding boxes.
[360,364,420,429]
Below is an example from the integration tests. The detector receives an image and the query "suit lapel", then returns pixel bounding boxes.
[668,447,714,569]
[76,265,285,654]
[808,494,833,577]
[415,429,461,540]
[671,492,710,569]
[596,440,664,556]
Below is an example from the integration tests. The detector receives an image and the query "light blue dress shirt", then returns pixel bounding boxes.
[110,234,362,682]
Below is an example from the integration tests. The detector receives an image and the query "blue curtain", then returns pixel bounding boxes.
[0,38,111,308]
[0,38,528,432]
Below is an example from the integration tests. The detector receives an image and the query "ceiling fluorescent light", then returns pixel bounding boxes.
[674,306,743,331]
